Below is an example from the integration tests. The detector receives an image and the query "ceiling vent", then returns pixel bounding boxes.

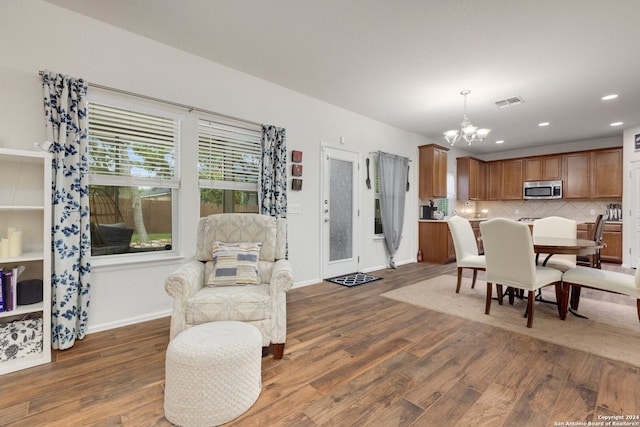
[494,96,525,108]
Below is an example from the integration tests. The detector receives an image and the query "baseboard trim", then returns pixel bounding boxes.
[86,309,172,335]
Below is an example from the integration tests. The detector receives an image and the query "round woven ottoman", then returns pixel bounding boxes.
[164,321,262,427]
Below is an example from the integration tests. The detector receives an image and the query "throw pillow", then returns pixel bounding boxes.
[207,241,261,286]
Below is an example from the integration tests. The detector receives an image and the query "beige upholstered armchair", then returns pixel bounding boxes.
[164,213,293,359]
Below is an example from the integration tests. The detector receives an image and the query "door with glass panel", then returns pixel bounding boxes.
[322,146,360,278]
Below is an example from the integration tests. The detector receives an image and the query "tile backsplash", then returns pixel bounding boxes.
[454,199,622,222]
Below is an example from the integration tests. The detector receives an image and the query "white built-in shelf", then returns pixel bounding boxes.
[0,147,52,374]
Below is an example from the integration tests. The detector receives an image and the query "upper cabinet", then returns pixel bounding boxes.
[456,147,622,201]
[524,155,562,181]
[456,157,485,201]
[563,148,622,199]
[487,161,502,201]
[501,159,523,200]
[563,152,591,199]
[419,144,448,199]
[592,148,623,198]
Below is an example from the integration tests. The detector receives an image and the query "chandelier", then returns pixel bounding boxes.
[443,90,490,146]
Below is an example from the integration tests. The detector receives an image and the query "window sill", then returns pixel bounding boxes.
[90,250,185,271]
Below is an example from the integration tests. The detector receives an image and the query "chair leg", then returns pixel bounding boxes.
[456,268,463,293]
[485,282,493,315]
[471,269,478,289]
[570,286,581,311]
[496,284,504,305]
[273,343,285,360]
[526,291,535,328]
[508,287,515,305]
[636,299,640,324]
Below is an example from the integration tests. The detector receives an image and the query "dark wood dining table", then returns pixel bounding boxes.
[533,236,605,265]
[532,236,605,317]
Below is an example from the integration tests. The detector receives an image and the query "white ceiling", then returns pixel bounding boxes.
[44,0,640,154]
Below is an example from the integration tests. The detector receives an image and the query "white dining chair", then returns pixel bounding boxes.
[532,216,577,272]
[447,215,486,293]
[480,218,565,328]
[561,266,640,322]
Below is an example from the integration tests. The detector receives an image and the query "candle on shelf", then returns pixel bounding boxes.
[0,238,8,258]
[8,230,22,257]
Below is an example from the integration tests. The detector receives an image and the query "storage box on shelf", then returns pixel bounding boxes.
[0,147,51,374]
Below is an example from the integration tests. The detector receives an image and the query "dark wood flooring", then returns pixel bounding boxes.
[0,262,638,426]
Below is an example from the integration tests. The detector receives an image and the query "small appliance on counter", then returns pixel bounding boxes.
[605,203,622,221]
[421,200,438,220]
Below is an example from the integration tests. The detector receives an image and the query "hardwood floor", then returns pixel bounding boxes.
[0,262,638,426]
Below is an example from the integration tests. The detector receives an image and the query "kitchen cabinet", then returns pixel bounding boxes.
[563,152,591,199]
[564,148,622,199]
[487,161,502,201]
[419,220,483,264]
[524,155,562,181]
[576,221,622,264]
[501,159,523,200]
[418,221,454,264]
[419,144,448,199]
[456,157,485,201]
[601,222,622,263]
[592,148,622,198]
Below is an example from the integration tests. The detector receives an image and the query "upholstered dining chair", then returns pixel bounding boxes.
[561,266,640,322]
[447,215,486,293]
[480,218,564,328]
[164,213,294,359]
[532,216,577,272]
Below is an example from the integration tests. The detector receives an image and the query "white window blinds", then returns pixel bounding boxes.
[88,102,180,187]
[197,119,261,190]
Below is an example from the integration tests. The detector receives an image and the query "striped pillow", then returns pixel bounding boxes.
[208,242,261,286]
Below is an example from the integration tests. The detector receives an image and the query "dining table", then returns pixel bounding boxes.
[532,236,605,317]
[532,236,605,266]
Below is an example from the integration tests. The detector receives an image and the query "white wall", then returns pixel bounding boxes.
[0,0,430,332]
[623,126,640,268]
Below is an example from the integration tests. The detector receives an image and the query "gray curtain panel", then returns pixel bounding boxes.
[378,151,409,268]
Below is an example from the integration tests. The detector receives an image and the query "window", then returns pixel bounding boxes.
[197,118,261,216]
[87,101,180,256]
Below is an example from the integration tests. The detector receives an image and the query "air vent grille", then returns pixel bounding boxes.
[494,96,525,108]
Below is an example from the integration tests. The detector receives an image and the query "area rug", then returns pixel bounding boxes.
[327,272,383,287]
[380,275,640,367]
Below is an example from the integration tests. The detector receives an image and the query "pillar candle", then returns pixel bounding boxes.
[0,238,8,258]
[8,231,22,257]
[6,227,16,238]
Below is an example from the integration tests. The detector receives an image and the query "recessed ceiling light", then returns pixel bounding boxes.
[538,122,550,127]
[495,140,504,144]
[610,121,623,126]
[602,94,618,101]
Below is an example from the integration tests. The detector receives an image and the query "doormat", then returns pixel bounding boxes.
[326,272,383,287]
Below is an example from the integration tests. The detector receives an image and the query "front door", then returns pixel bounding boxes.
[321,146,360,278]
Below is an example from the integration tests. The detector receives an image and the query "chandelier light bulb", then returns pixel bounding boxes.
[443,90,491,146]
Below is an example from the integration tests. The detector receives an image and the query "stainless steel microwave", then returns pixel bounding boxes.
[523,180,562,199]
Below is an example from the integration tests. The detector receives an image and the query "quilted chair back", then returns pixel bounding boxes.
[195,213,287,263]
[480,218,537,290]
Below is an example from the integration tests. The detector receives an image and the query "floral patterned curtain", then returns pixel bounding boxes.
[259,125,287,218]
[42,71,91,350]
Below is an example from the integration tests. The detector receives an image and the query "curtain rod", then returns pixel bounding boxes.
[39,70,262,128]
[368,151,412,162]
